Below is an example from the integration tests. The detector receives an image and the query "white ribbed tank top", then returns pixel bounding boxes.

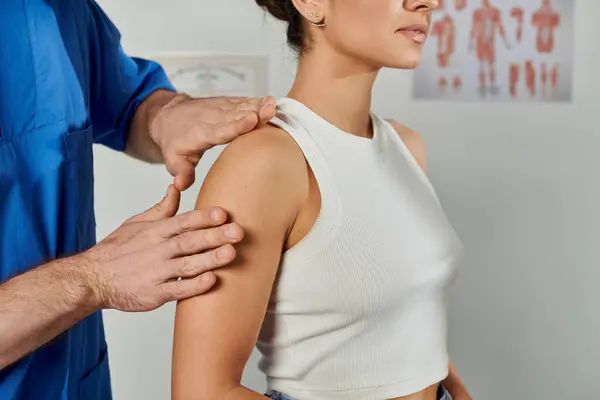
[256,98,464,400]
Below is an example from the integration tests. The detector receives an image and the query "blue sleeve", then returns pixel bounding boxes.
[85,0,176,151]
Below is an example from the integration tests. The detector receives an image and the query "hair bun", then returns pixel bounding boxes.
[255,0,305,54]
[255,0,292,22]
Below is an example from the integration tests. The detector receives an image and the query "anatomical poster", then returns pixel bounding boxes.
[413,0,574,102]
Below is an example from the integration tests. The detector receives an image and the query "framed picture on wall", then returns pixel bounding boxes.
[150,52,268,98]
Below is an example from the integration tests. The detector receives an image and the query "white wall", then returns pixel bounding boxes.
[95,1,600,399]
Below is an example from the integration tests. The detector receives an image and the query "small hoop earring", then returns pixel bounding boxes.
[310,12,326,27]
[304,9,326,27]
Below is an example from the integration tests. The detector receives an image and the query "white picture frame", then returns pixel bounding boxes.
[150,52,268,98]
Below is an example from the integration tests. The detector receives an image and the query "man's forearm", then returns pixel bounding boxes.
[126,89,178,163]
[0,257,97,369]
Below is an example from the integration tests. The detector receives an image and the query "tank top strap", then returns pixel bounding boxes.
[375,115,440,202]
[268,110,340,254]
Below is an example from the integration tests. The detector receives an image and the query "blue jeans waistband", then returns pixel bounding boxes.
[266,385,453,400]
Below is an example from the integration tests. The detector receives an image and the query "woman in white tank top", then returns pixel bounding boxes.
[172,1,471,400]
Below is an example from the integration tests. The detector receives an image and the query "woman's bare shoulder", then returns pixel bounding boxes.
[385,119,426,172]
[224,124,304,162]
[196,123,309,216]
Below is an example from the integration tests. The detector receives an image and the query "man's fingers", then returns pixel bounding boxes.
[208,97,276,144]
[226,96,263,105]
[258,102,277,125]
[165,223,244,257]
[169,244,236,279]
[223,96,275,117]
[166,156,197,191]
[225,102,276,126]
[235,96,275,111]
[173,168,195,191]
[210,97,261,112]
[160,272,217,302]
[127,185,180,223]
[224,97,248,103]
[213,113,260,144]
[261,96,277,107]
[229,102,261,113]
[226,110,257,123]
[219,97,259,108]
[160,207,228,238]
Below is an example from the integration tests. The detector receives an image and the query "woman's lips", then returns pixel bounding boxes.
[396,24,429,44]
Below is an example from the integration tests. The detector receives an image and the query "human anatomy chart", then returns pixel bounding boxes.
[413,0,574,102]
[150,53,268,98]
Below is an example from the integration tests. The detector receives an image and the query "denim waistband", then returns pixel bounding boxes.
[266,385,453,400]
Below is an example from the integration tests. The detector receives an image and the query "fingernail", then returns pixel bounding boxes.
[217,246,230,260]
[201,272,214,283]
[226,225,239,239]
[211,208,223,222]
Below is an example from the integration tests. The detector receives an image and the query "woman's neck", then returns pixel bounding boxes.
[287,48,379,138]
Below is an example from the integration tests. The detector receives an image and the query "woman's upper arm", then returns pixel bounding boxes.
[171,127,308,398]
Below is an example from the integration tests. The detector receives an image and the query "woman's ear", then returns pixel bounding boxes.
[291,0,326,25]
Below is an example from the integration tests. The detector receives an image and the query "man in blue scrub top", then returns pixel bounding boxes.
[0,1,276,399]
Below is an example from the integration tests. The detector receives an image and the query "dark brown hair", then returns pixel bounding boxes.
[256,0,306,54]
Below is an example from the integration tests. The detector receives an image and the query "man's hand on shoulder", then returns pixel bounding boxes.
[144,92,277,191]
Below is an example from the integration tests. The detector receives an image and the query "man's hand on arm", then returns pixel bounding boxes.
[0,186,243,370]
[127,90,277,190]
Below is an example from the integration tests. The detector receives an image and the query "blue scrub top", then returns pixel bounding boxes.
[0,1,175,398]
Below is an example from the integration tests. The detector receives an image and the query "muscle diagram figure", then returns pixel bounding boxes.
[550,64,559,97]
[525,60,536,97]
[452,75,463,93]
[540,62,561,98]
[454,0,467,11]
[540,62,548,97]
[511,62,559,99]
[532,0,560,54]
[509,63,519,98]
[469,0,510,96]
[431,4,455,92]
[510,7,524,43]
[432,12,455,68]
[438,76,448,92]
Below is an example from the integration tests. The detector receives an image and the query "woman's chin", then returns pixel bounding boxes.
[387,55,423,70]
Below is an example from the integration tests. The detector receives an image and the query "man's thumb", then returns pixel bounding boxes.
[166,156,196,192]
[128,185,181,223]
